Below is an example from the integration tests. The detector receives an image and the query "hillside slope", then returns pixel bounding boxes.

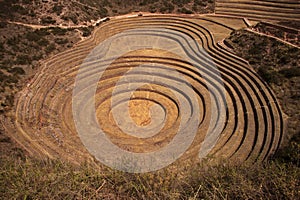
[225,28,300,164]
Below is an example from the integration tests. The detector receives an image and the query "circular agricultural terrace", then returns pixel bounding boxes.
[3,15,285,170]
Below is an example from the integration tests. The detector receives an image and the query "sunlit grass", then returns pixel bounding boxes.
[1,153,299,199]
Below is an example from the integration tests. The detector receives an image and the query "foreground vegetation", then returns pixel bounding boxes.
[0,150,299,199]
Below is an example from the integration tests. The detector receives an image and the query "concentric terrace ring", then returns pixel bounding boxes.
[3,16,284,173]
[72,28,226,172]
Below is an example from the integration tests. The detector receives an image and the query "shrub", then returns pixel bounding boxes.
[41,16,56,24]
[45,43,56,53]
[34,29,51,37]
[15,55,31,65]
[52,5,63,15]
[80,27,92,37]
[279,67,300,78]
[32,54,43,61]
[37,38,49,46]
[6,36,20,46]
[257,66,282,84]
[49,27,67,35]
[11,5,28,15]
[22,0,31,4]
[172,0,191,7]
[178,7,193,14]
[28,10,36,17]
[26,32,41,41]
[139,0,157,6]
[7,75,18,84]
[70,15,78,24]
[0,21,7,28]
[160,3,174,13]
[149,6,156,13]
[9,67,25,75]
[54,38,68,45]
[99,7,108,18]
[194,0,208,6]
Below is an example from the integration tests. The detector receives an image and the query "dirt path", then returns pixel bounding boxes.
[6,12,247,29]
[246,28,300,49]
[7,21,90,29]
